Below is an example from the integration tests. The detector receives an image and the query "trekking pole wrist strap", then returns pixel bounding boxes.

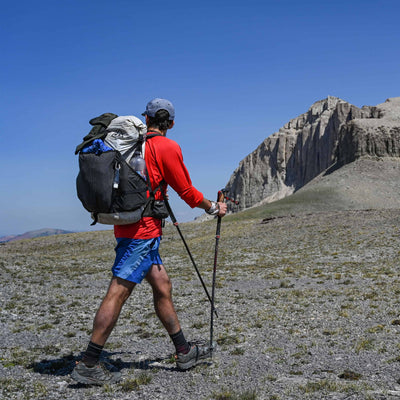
[206,201,219,216]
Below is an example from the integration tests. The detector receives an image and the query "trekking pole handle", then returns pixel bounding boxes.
[217,190,225,203]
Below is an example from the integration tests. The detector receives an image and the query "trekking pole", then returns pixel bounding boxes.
[210,190,224,355]
[163,199,218,318]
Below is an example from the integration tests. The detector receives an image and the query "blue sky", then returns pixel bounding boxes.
[1,0,399,236]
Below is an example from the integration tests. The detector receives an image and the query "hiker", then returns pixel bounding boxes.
[71,98,227,385]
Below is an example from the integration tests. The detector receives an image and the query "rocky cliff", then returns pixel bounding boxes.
[225,97,400,211]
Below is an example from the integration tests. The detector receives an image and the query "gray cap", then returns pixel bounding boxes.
[142,98,175,120]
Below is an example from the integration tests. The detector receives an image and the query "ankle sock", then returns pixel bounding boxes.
[82,341,103,367]
[170,329,191,354]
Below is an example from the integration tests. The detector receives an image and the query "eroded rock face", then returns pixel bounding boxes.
[225,97,400,211]
[336,98,400,167]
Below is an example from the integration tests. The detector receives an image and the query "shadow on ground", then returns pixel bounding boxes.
[27,350,184,378]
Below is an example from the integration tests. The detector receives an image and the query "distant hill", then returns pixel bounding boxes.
[0,228,74,243]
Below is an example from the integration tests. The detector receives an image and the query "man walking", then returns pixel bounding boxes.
[72,98,227,385]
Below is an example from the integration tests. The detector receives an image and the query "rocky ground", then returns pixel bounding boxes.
[1,209,400,399]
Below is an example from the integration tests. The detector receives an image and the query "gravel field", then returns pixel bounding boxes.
[1,209,400,399]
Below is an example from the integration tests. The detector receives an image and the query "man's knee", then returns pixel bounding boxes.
[152,276,173,299]
[147,265,172,292]
[106,277,135,303]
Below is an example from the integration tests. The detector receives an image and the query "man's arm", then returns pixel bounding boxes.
[155,138,227,217]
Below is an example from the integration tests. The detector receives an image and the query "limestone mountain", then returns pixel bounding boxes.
[224,97,400,212]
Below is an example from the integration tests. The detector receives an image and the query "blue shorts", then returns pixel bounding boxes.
[112,237,162,284]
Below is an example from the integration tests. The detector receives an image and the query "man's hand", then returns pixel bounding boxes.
[200,198,228,217]
[217,202,227,217]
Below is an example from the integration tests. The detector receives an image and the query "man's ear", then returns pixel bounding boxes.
[169,120,175,129]
[145,115,149,124]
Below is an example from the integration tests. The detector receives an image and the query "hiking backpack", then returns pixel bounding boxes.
[75,114,168,225]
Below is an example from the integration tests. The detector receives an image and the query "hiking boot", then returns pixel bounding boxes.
[175,342,212,370]
[71,361,122,385]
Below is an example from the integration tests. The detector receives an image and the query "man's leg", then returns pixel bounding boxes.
[81,276,135,367]
[90,276,136,345]
[145,263,181,335]
[146,263,191,353]
[71,277,134,384]
[146,263,212,370]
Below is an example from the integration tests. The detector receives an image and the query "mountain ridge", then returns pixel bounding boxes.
[0,228,74,243]
[224,96,400,212]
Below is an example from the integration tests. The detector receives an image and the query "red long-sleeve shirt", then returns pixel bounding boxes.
[114,135,204,239]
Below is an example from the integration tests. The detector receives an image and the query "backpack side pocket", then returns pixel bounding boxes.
[112,158,149,212]
[76,151,118,213]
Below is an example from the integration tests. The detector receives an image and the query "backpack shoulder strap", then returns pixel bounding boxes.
[143,132,167,197]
